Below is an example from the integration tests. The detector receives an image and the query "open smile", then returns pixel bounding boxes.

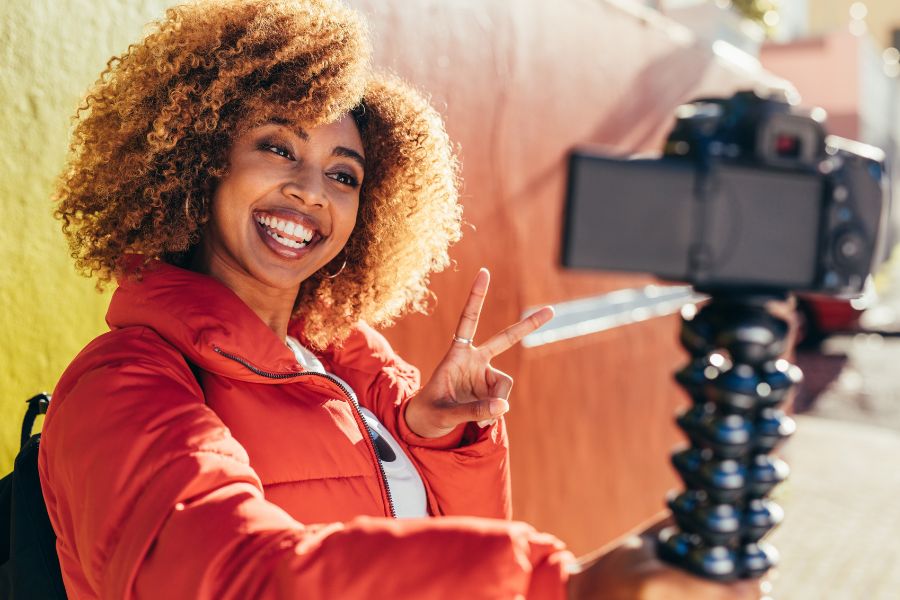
[253,210,323,258]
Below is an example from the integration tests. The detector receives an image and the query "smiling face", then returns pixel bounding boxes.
[194,115,364,300]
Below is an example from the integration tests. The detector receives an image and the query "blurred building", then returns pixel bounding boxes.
[807,0,900,52]
[760,0,900,248]
[653,0,899,248]
[766,0,900,140]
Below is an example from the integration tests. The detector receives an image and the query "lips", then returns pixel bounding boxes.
[253,209,322,256]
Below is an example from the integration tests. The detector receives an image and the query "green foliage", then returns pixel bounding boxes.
[727,0,780,36]
[730,0,778,26]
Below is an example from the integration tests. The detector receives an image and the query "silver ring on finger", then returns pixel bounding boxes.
[452,335,474,345]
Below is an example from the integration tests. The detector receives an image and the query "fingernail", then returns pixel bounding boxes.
[489,399,508,416]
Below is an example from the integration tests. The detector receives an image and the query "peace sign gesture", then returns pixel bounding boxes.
[404,268,554,439]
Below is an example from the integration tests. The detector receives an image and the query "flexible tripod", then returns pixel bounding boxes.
[657,290,801,580]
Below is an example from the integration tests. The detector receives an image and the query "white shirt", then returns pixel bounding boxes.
[285,336,428,518]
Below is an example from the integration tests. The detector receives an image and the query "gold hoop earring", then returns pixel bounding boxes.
[324,260,347,279]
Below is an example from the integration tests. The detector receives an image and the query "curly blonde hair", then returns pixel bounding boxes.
[54,0,462,348]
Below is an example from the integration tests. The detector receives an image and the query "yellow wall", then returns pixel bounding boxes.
[0,0,177,472]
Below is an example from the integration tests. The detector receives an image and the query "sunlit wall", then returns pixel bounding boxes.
[0,0,178,471]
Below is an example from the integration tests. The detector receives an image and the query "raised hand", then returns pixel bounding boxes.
[404,268,554,439]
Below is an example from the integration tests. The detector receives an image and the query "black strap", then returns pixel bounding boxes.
[1,435,68,599]
[20,395,50,451]
[2,392,68,599]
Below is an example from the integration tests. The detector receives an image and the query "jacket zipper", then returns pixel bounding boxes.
[213,346,397,518]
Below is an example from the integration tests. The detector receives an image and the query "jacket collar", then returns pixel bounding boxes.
[106,260,306,382]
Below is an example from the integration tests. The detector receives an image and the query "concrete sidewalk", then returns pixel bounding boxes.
[760,245,900,598]
[767,415,900,600]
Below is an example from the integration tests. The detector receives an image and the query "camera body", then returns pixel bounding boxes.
[563,91,889,294]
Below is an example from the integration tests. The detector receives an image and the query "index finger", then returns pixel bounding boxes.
[454,268,490,343]
[480,306,554,358]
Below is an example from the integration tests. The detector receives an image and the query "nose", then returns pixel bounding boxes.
[281,168,327,209]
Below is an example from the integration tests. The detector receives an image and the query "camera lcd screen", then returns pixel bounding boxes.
[706,165,822,288]
[562,154,696,281]
[563,152,825,289]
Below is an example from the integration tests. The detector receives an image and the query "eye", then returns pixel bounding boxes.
[328,171,360,188]
[257,140,294,160]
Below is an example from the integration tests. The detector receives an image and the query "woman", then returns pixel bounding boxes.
[41,0,761,598]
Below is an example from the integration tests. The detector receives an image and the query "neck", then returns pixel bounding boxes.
[228,284,296,341]
[190,250,299,342]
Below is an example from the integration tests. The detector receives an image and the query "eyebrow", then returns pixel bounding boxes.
[333,146,366,170]
[269,117,307,140]
[267,118,365,170]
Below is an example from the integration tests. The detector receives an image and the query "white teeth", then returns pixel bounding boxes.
[266,229,307,249]
[256,214,315,243]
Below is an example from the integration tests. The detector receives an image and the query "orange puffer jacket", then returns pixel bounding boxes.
[38,262,571,599]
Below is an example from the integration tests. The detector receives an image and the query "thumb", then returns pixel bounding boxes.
[446,397,508,425]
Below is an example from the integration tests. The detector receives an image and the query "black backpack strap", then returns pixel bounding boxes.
[20,394,50,451]
[1,393,68,599]
[3,435,68,599]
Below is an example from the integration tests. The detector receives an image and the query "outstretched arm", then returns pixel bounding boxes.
[39,331,571,600]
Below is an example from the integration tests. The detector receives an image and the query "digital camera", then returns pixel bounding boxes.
[562,90,889,295]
